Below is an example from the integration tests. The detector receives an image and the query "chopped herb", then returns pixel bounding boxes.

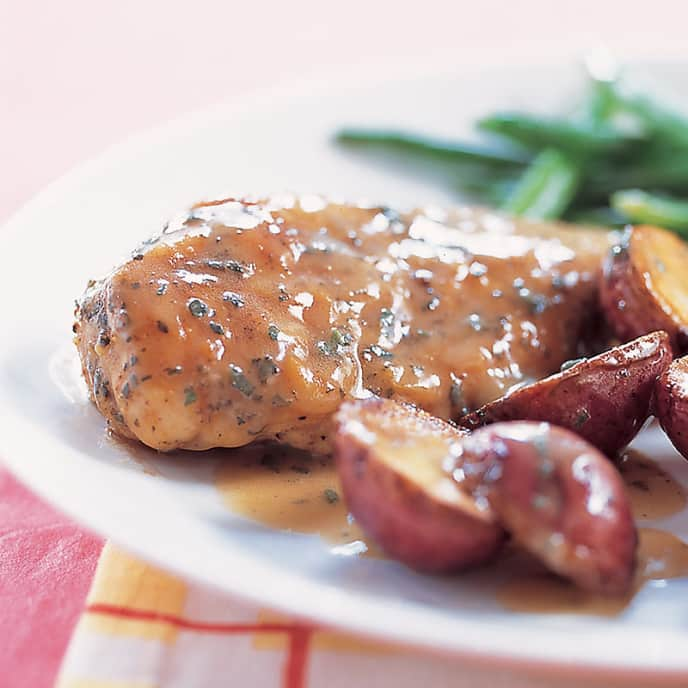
[229,364,255,397]
[140,374,152,382]
[331,328,352,347]
[318,328,353,355]
[380,308,394,327]
[560,357,586,372]
[323,488,339,504]
[184,386,197,406]
[364,344,393,359]
[156,283,168,296]
[268,324,280,341]
[130,281,141,290]
[130,355,138,366]
[188,298,209,317]
[574,408,591,427]
[157,320,169,333]
[517,287,549,314]
[222,291,244,308]
[97,332,110,347]
[236,415,247,426]
[272,394,292,407]
[253,355,279,383]
[449,374,469,415]
[205,259,225,269]
[166,366,183,375]
[132,253,144,261]
[209,321,225,335]
[121,382,131,399]
[226,259,253,275]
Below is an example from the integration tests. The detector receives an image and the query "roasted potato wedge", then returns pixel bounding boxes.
[655,355,688,460]
[456,422,637,595]
[601,225,688,354]
[334,398,505,573]
[460,331,672,457]
[336,399,636,593]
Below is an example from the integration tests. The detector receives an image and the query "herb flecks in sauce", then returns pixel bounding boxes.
[188,298,209,317]
[184,386,197,406]
[74,199,609,453]
[230,364,255,398]
[215,447,376,554]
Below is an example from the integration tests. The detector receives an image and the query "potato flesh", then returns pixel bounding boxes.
[602,225,688,354]
[334,399,504,572]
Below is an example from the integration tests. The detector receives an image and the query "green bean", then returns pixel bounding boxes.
[477,112,638,155]
[580,79,617,127]
[587,150,688,194]
[501,149,581,220]
[611,190,688,234]
[613,91,688,147]
[335,129,527,167]
[459,177,517,206]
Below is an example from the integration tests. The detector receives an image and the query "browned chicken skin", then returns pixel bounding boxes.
[74,195,610,453]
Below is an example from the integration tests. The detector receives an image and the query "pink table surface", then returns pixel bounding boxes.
[2,2,688,686]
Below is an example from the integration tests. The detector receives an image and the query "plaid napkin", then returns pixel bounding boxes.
[54,543,647,688]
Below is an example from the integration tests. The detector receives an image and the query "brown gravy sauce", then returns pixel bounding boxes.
[497,528,688,615]
[498,452,688,615]
[619,450,687,520]
[215,445,377,556]
[215,445,688,612]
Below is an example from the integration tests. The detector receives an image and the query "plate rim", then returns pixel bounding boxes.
[3,56,688,679]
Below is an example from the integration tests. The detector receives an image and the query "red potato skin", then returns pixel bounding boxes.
[601,227,688,354]
[655,356,688,460]
[336,400,636,593]
[457,423,637,594]
[334,399,504,573]
[460,331,672,458]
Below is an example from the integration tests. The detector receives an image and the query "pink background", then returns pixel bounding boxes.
[1,2,687,685]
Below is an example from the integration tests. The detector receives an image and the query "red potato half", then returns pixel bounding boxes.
[335,399,637,593]
[601,225,688,354]
[460,331,672,458]
[655,355,688,460]
[456,422,637,595]
[334,398,505,573]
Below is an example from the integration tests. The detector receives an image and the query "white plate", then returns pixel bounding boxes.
[3,60,688,680]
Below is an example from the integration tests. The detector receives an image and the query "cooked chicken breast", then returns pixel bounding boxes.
[74,195,610,453]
